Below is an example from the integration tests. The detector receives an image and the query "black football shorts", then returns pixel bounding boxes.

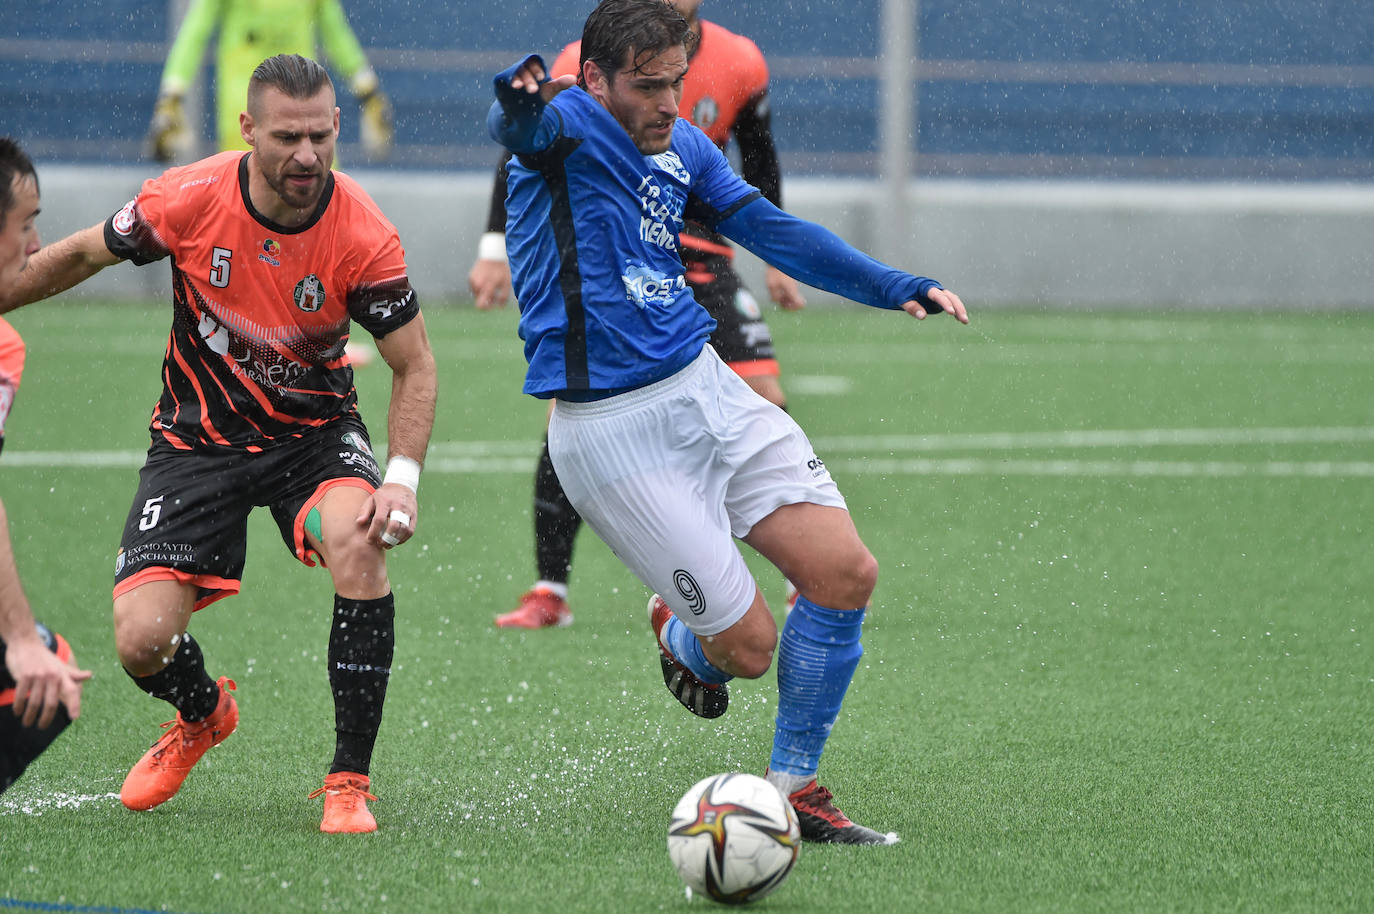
[113,416,382,608]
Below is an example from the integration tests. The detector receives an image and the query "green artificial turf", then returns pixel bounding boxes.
[1,301,1370,912]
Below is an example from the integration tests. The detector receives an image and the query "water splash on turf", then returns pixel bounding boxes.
[0,790,122,815]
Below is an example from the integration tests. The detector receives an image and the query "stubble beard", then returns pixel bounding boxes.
[266,167,324,213]
[635,120,675,155]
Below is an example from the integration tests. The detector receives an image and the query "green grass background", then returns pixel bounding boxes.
[0,301,1370,913]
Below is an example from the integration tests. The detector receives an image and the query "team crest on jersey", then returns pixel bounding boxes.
[733,288,763,320]
[259,239,281,267]
[651,150,691,185]
[112,200,137,236]
[293,274,325,312]
[691,96,719,130]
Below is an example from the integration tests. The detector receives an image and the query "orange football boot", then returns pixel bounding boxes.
[494,588,573,629]
[120,677,238,811]
[310,771,378,834]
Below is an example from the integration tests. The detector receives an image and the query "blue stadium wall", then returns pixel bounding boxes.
[5,0,1373,178]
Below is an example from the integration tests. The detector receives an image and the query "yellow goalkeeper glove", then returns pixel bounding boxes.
[147,92,192,163]
[357,89,395,161]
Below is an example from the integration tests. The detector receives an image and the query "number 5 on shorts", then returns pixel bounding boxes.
[139,495,165,531]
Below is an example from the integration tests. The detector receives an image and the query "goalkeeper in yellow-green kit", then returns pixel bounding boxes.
[148,0,394,163]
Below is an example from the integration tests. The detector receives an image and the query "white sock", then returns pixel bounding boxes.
[783,579,798,611]
[532,580,569,600]
[766,770,813,797]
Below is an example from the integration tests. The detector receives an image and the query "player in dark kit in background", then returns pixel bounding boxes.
[489,0,967,844]
[470,0,807,629]
[0,137,93,794]
[0,57,437,832]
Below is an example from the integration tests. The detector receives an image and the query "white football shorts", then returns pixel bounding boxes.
[548,346,846,636]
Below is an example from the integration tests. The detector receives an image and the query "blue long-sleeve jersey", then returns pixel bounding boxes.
[488,56,944,399]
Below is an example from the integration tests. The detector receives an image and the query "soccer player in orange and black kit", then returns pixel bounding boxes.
[470,0,807,628]
[0,137,93,794]
[0,56,437,832]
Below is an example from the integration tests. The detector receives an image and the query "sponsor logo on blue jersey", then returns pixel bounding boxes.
[636,173,685,251]
[622,262,686,309]
[651,150,691,184]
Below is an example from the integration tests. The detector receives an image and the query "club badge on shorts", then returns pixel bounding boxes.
[339,430,380,477]
[341,430,375,460]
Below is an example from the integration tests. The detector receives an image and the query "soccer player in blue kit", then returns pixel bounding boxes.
[488,0,968,844]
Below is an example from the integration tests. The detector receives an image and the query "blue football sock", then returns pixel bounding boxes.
[769,597,866,778]
[661,614,732,685]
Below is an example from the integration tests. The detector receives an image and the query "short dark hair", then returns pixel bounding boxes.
[247,54,334,114]
[0,137,38,229]
[579,0,695,88]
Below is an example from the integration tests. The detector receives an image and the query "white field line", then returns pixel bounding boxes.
[845,458,1374,478]
[807,426,1374,452]
[4,427,1371,477]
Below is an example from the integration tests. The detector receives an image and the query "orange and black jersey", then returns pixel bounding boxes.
[104,152,418,453]
[0,317,25,456]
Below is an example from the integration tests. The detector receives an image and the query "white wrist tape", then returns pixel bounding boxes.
[384,455,421,494]
[477,231,507,262]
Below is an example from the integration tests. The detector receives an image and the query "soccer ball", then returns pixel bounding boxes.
[667,772,801,904]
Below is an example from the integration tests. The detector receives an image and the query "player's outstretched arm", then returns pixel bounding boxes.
[0,500,91,729]
[717,197,968,323]
[360,313,437,550]
[0,224,120,315]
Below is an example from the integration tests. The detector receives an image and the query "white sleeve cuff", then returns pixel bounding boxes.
[477,231,507,262]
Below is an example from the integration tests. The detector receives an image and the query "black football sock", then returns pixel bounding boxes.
[125,631,220,722]
[328,593,394,776]
[533,437,582,585]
